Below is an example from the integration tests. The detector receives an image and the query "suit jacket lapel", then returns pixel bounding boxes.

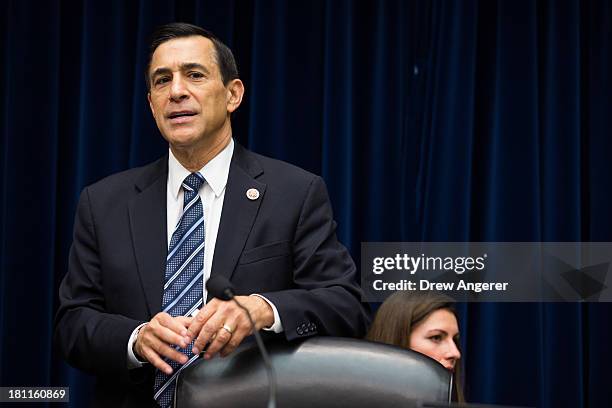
[128,157,168,317]
[210,144,266,300]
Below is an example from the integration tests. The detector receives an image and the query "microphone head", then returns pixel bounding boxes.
[206,275,235,300]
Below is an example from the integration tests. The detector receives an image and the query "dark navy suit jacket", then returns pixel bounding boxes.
[54,143,370,406]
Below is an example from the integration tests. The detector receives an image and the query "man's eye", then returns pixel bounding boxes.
[155,77,170,85]
[189,72,204,79]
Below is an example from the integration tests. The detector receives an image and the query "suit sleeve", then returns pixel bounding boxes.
[53,187,145,382]
[261,176,371,341]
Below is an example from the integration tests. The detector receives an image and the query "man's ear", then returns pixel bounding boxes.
[226,79,245,113]
[147,92,155,116]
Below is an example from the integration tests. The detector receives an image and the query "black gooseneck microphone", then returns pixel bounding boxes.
[206,275,277,408]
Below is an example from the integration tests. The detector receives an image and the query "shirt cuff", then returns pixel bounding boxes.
[250,294,284,333]
[127,322,149,369]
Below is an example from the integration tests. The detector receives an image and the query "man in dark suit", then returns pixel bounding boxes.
[54,23,369,407]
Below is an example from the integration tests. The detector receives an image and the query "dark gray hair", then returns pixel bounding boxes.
[145,22,239,89]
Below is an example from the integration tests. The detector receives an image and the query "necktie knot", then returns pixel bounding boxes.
[182,172,205,192]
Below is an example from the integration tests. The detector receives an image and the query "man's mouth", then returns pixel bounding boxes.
[167,111,197,124]
[167,111,197,119]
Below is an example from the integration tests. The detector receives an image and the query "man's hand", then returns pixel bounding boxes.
[187,296,274,359]
[134,312,193,375]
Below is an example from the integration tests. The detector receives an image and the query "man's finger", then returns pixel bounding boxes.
[203,325,234,358]
[157,313,190,337]
[143,348,178,375]
[153,325,190,349]
[148,313,193,347]
[192,316,224,355]
[151,341,189,365]
[186,301,219,342]
[144,321,188,349]
[139,326,190,365]
[176,316,193,326]
[219,330,247,357]
[213,316,251,358]
[136,316,192,364]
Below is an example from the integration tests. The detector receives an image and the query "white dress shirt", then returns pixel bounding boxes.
[127,139,282,368]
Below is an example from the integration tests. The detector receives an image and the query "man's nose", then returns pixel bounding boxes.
[169,75,189,102]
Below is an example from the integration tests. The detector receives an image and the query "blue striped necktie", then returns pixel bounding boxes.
[154,172,206,408]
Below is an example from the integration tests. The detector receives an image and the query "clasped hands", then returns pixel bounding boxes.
[134,295,274,375]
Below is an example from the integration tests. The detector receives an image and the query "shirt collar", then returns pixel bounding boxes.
[168,138,234,199]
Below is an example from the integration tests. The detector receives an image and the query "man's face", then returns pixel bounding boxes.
[147,36,236,149]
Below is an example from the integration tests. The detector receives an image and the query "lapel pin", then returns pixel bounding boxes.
[246,188,260,200]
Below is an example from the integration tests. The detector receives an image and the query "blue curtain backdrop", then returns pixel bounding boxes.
[1,0,611,406]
